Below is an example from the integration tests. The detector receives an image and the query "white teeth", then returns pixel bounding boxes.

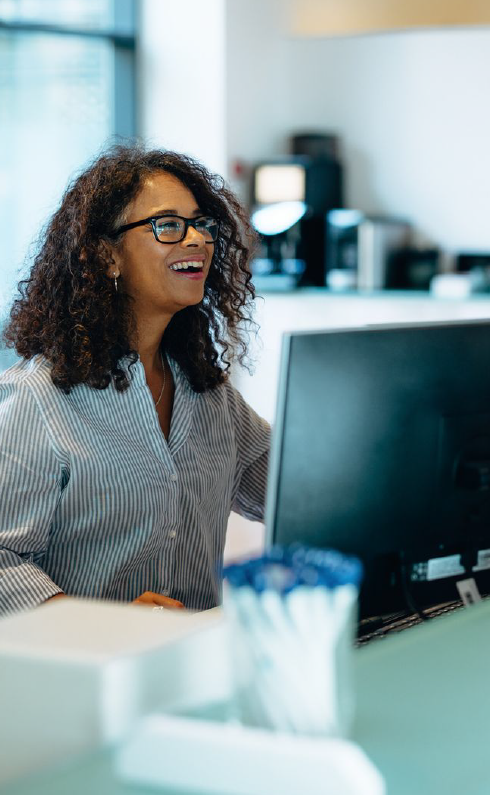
[169,260,204,271]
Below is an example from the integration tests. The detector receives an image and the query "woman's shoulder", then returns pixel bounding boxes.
[208,376,270,430]
[199,374,238,408]
[0,355,53,390]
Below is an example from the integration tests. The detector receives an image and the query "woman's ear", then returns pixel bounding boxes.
[100,238,122,280]
[78,244,119,282]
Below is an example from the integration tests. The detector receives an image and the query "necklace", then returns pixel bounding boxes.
[154,350,166,408]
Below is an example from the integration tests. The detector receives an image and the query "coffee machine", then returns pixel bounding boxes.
[326,210,412,291]
[250,134,343,289]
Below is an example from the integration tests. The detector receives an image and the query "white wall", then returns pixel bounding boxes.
[138,0,227,176]
[139,7,490,258]
[138,0,290,198]
[284,28,490,257]
[224,0,290,197]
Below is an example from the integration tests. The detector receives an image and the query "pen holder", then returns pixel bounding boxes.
[223,545,362,738]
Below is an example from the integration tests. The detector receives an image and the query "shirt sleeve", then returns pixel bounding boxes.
[225,381,271,523]
[0,379,64,615]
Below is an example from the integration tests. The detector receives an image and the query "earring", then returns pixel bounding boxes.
[113,272,118,292]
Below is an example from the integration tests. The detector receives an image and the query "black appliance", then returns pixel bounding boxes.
[326,210,411,291]
[250,135,343,289]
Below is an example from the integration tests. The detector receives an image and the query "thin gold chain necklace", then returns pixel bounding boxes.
[154,350,166,408]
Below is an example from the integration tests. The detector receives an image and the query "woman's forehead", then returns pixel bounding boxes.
[131,172,199,218]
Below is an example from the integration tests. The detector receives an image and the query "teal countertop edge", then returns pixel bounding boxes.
[253,287,490,300]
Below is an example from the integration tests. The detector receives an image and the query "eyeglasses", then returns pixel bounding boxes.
[113,214,220,244]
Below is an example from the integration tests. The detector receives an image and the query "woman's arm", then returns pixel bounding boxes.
[233,448,269,522]
[0,378,64,615]
[43,592,184,609]
[225,382,271,523]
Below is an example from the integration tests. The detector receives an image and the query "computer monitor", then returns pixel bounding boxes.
[266,321,490,626]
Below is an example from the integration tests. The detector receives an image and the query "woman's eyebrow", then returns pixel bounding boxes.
[150,208,202,217]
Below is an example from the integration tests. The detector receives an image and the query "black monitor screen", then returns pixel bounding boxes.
[266,321,490,625]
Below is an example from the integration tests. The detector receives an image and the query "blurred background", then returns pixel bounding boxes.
[1,0,490,554]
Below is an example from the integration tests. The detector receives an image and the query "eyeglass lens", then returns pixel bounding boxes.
[154,216,218,243]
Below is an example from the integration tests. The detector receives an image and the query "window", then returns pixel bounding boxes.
[0,0,136,368]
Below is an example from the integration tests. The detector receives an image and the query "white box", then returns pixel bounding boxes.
[0,599,229,785]
[117,713,386,795]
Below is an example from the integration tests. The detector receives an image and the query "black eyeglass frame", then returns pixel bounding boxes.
[113,214,220,244]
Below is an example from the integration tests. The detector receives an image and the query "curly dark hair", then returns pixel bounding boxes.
[3,144,258,393]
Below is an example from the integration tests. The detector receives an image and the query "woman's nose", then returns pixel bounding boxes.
[182,224,205,246]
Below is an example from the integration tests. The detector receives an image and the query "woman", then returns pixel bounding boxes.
[0,144,270,616]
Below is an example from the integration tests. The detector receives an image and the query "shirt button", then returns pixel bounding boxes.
[161,589,169,596]
[170,473,178,482]
[169,530,177,539]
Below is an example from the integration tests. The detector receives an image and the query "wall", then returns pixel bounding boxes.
[283,28,490,257]
[224,0,290,196]
[139,5,490,259]
[139,0,290,198]
[138,0,227,176]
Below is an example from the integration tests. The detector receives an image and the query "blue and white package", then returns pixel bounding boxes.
[223,545,363,737]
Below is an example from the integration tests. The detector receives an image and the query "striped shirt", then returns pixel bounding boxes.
[0,355,270,616]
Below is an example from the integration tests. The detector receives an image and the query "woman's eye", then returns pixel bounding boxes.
[157,221,180,233]
[196,218,213,232]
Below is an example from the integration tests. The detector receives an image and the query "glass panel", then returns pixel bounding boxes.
[0,0,114,30]
[0,31,114,325]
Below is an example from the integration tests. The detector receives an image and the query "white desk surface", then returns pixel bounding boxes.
[4,599,489,795]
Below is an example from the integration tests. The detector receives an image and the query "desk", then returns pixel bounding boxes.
[353,599,490,794]
[4,600,490,795]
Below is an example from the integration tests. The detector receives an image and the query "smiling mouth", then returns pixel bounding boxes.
[169,260,204,273]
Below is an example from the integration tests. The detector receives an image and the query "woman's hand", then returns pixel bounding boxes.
[132,591,184,609]
[44,593,67,603]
